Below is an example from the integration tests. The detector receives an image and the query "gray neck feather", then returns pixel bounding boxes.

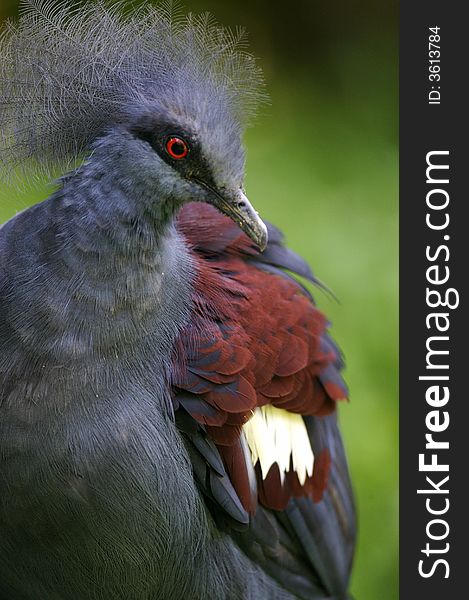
[0,152,194,387]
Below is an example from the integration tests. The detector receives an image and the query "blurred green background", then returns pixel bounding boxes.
[0,1,398,598]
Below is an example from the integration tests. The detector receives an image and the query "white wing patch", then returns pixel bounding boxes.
[243,405,314,485]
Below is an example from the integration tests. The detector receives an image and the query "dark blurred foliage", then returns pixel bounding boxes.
[1,0,398,72]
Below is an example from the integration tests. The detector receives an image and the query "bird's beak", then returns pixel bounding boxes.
[196,182,268,251]
[215,188,268,252]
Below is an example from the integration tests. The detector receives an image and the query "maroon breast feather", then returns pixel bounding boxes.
[172,203,347,513]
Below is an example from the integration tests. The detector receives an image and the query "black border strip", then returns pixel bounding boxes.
[400,2,466,597]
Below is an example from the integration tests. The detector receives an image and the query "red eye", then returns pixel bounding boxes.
[165,137,189,159]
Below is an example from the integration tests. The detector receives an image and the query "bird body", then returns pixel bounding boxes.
[0,2,355,599]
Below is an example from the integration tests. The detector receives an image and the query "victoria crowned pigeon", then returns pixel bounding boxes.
[0,2,356,599]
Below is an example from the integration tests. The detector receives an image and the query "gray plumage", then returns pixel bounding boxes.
[0,0,264,180]
[0,2,355,599]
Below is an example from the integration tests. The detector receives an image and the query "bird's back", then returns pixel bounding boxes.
[172,203,356,599]
[0,197,300,600]
[0,199,355,600]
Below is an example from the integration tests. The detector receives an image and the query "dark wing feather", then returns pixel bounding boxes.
[281,414,356,597]
[175,404,250,528]
[173,203,355,598]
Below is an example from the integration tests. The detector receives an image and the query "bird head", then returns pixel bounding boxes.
[120,100,267,250]
[0,1,268,250]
